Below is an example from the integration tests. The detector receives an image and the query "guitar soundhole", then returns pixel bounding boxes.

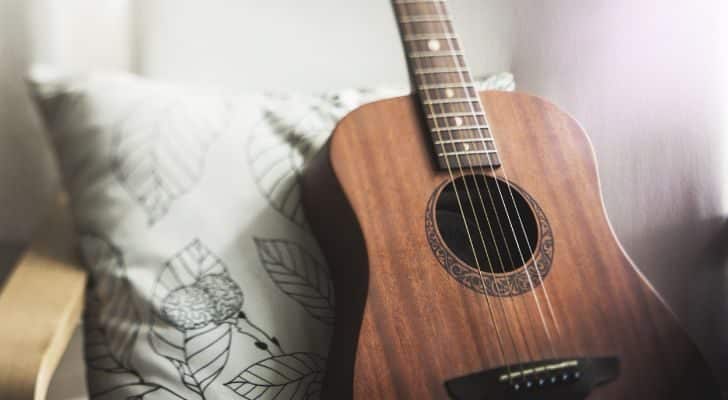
[435,175,538,273]
[426,174,554,297]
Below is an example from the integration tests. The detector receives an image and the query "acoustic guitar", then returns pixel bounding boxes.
[301,1,721,399]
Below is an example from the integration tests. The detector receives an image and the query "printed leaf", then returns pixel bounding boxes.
[247,95,343,229]
[85,295,138,374]
[90,382,183,400]
[81,235,140,371]
[85,295,185,400]
[81,235,184,399]
[112,97,229,224]
[254,238,334,325]
[150,239,228,313]
[224,353,325,400]
[150,317,232,396]
[149,239,240,396]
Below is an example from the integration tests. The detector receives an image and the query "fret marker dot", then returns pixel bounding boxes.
[463,143,470,150]
[454,117,464,126]
[428,39,441,51]
[445,88,455,98]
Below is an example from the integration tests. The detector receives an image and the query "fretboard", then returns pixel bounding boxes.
[392,0,500,169]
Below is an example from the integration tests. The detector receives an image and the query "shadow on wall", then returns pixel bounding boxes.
[635,211,728,381]
[689,218,728,382]
[0,0,132,243]
[510,0,728,380]
[0,1,59,242]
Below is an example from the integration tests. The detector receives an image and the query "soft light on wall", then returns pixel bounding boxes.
[0,0,132,243]
[510,0,728,378]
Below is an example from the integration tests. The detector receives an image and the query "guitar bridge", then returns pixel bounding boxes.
[445,356,619,400]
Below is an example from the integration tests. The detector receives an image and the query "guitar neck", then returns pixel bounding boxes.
[392,0,500,169]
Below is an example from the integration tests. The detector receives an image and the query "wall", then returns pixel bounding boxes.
[0,0,131,242]
[0,0,57,242]
[0,0,512,242]
[510,0,728,376]
[131,0,513,91]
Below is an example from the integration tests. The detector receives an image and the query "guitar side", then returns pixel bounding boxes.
[301,91,722,399]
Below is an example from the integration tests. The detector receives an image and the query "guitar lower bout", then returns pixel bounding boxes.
[301,90,722,399]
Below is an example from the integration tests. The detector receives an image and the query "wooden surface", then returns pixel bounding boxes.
[0,195,87,400]
[0,244,23,291]
[302,91,722,399]
[392,0,500,169]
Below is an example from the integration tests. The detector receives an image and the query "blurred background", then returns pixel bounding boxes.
[1,0,727,397]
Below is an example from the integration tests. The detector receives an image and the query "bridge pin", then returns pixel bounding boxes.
[550,376,557,384]
[538,378,545,386]
[562,373,569,381]
[525,381,533,389]
[574,371,581,380]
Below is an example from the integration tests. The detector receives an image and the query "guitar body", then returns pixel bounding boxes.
[302,91,721,399]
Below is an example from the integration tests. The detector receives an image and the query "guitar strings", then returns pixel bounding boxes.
[419,6,539,369]
[416,67,518,379]
[433,0,564,359]
[424,1,544,366]
[395,2,520,380]
[424,0,545,372]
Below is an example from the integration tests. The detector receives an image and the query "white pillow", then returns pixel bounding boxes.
[29,70,515,399]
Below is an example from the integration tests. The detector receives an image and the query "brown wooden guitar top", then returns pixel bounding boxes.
[301,91,722,399]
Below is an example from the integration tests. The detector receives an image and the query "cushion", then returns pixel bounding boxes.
[28,68,515,399]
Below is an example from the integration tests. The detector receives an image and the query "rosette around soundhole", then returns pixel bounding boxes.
[426,175,554,297]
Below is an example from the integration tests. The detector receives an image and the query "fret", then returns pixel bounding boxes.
[403,33,458,41]
[437,149,498,157]
[437,142,495,155]
[435,137,494,145]
[428,116,487,130]
[407,40,460,53]
[430,118,487,131]
[422,88,477,101]
[415,67,468,75]
[426,111,484,118]
[431,125,489,133]
[400,15,451,23]
[416,56,466,68]
[418,83,474,90]
[409,50,464,59]
[423,97,478,105]
[400,24,453,37]
[438,153,500,169]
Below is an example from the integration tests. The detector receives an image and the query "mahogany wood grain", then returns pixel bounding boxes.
[301,91,722,399]
[393,0,500,169]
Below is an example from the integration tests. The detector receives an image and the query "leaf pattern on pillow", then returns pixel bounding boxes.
[85,296,184,400]
[81,235,183,399]
[253,238,334,326]
[81,235,140,370]
[149,240,237,397]
[90,385,183,400]
[112,98,230,225]
[224,353,325,400]
[150,318,233,398]
[149,239,287,398]
[247,94,347,229]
